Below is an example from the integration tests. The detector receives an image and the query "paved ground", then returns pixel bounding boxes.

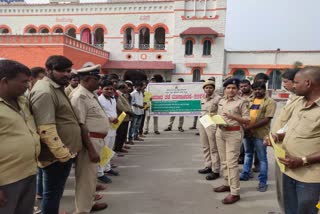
[42,115,284,214]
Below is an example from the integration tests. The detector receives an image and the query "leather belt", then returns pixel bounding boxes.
[223,126,241,131]
[89,132,107,139]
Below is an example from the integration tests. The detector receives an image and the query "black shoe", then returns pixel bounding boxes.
[253,165,260,173]
[105,169,119,176]
[98,175,112,184]
[198,167,212,174]
[195,132,200,136]
[178,127,184,132]
[206,172,220,180]
[189,126,197,130]
[154,131,160,134]
[164,127,172,131]
[144,131,149,135]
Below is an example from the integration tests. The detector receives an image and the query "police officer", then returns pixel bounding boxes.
[197,80,221,180]
[70,64,109,213]
[213,78,250,204]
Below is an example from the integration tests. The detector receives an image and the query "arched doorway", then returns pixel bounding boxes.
[81,28,92,44]
[139,27,150,50]
[154,27,165,50]
[0,28,9,33]
[53,28,63,33]
[66,28,76,38]
[123,70,147,83]
[94,28,104,49]
[268,70,282,89]
[233,69,246,80]
[192,68,201,82]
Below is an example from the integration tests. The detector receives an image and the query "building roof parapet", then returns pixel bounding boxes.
[0,34,109,58]
[0,1,174,15]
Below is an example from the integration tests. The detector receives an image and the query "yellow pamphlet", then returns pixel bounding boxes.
[100,146,115,167]
[316,202,320,209]
[269,132,286,173]
[211,115,227,125]
[144,92,152,103]
[111,112,126,130]
[199,114,227,128]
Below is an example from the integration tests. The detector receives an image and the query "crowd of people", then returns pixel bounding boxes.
[0,55,319,214]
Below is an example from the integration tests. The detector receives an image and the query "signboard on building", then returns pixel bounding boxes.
[148,83,204,116]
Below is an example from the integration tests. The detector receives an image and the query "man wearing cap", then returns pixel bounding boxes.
[70,64,109,213]
[197,80,221,180]
[213,78,250,204]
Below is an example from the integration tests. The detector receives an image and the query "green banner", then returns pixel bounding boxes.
[151,100,201,113]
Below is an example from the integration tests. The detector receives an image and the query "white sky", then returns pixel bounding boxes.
[24,0,320,51]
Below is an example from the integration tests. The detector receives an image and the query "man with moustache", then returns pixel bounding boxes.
[29,55,83,214]
[240,82,276,192]
[0,60,40,214]
[70,64,109,213]
[266,66,320,214]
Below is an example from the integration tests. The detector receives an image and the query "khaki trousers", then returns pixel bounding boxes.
[198,123,220,173]
[216,129,243,196]
[145,116,159,132]
[75,138,104,214]
[168,116,184,128]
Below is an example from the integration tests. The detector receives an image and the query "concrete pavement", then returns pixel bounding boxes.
[48,116,282,214]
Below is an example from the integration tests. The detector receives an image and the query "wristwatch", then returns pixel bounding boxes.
[301,157,309,166]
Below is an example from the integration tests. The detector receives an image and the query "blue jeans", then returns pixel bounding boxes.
[41,159,73,214]
[240,137,268,185]
[36,167,43,196]
[283,173,320,214]
[129,114,143,140]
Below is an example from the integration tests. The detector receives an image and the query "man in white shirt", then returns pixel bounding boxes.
[98,80,120,183]
[128,82,145,144]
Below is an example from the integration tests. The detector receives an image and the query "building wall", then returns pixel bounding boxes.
[0,0,227,87]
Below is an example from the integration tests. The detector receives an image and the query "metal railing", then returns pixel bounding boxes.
[93,43,104,50]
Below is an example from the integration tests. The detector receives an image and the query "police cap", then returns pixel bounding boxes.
[223,78,240,88]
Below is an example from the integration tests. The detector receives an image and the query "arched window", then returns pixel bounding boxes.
[154,27,165,50]
[192,68,201,82]
[233,69,246,80]
[66,28,76,38]
[94,28,104,49]
[268,70,282,89]
[139,27,150,50]
[0,28,9,33]
[81,28,92,44]
[124,27,134,50]
[185,40,193,55]
[203,40,211,55]
[54,28,63,33]
[27,28,37,33]
[39,28,49,33]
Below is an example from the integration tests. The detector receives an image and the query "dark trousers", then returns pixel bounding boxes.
[139,112,146,135]
[283,173,320,214]
[115,121,129,151]
[36,167,43,196]
[41,159,73,214]
[0,175,36,214]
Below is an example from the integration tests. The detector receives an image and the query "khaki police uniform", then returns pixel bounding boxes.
[216,95,250,196]
[199,81,221,173]
[70,65,110,214]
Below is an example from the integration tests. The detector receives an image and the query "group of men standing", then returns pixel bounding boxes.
[0,55,319,214]
[196,67,320,213]
[0,55,150,214]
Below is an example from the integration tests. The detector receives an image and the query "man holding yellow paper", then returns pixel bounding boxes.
[266,67,320,214]
[197,80,221,181]
[98,80,120,178]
